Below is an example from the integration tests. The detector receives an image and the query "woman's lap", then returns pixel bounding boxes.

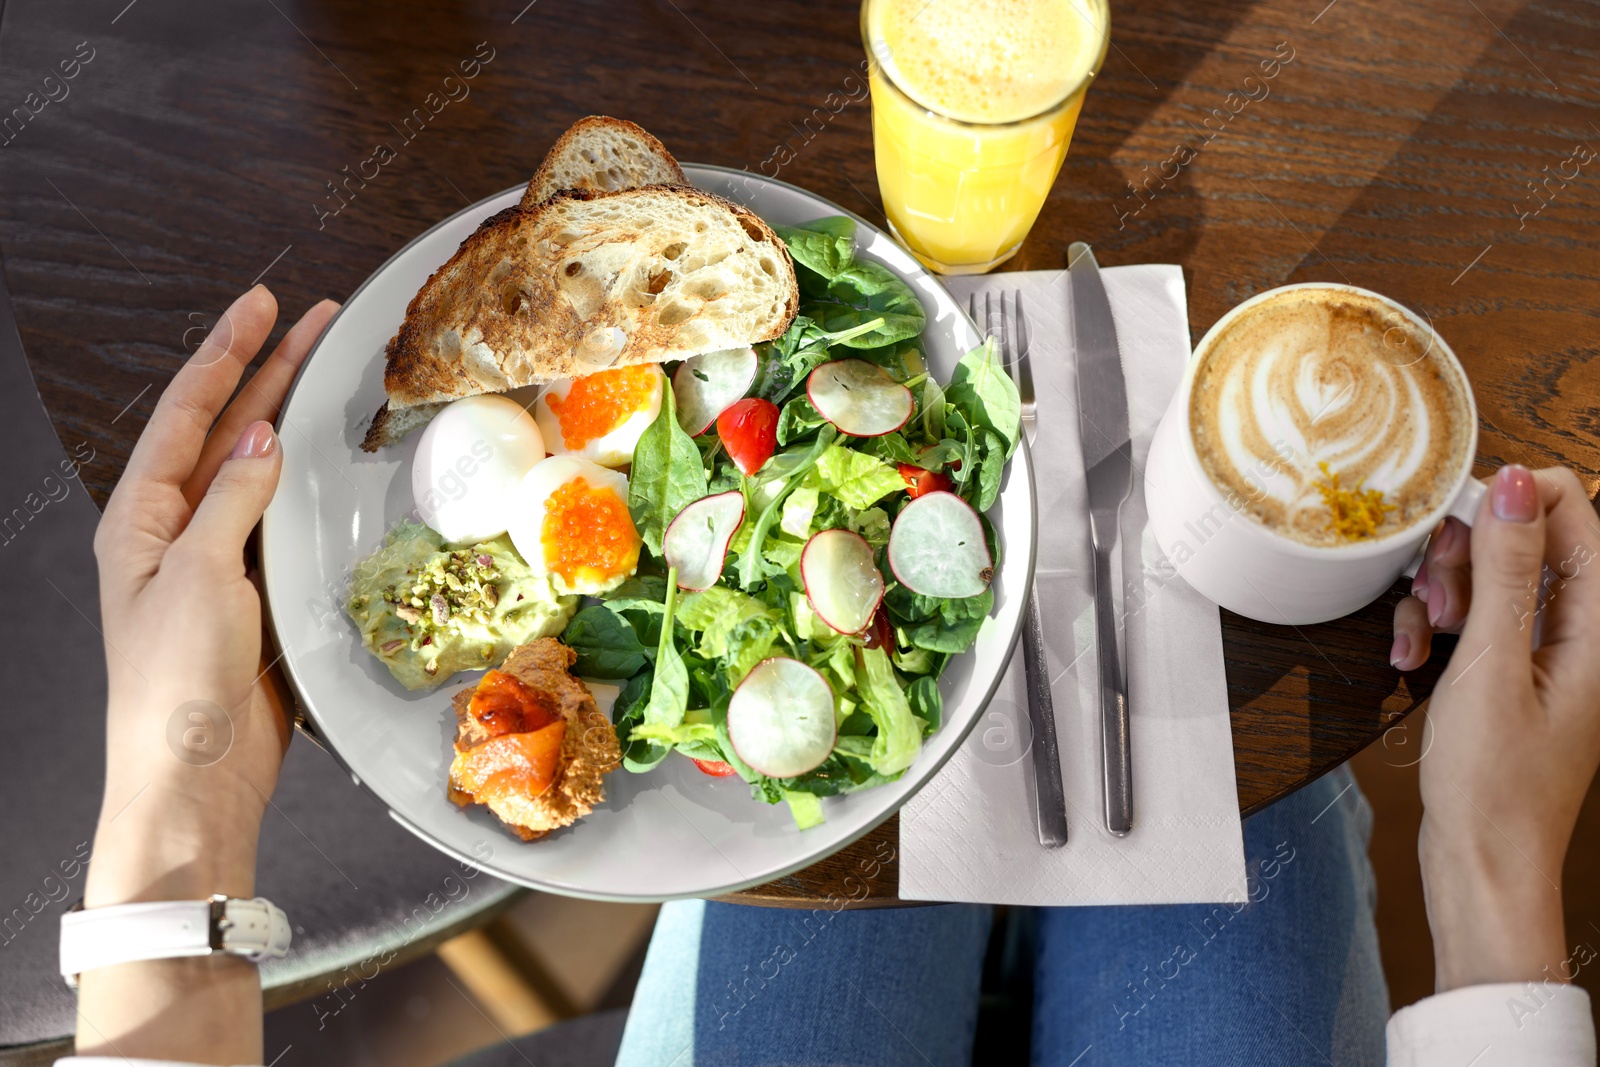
[615,767,1388,1066]
[1031,766,1389,1066]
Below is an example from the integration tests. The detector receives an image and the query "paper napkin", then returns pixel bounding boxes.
[899,266,1248,906]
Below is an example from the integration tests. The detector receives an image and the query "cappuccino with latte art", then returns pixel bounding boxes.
[1187,287,1473,547]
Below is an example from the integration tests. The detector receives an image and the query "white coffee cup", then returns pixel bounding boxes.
[1144,282,1485,625]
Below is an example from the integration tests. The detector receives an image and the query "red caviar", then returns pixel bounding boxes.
[541,477,641,586]
[545,365,660,450]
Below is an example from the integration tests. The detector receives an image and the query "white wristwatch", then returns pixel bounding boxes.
[59,895,292,987]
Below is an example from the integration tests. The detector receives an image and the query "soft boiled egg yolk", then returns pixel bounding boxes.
[535,364,664,468]
[508,456,640,596]
[413,394,546,543]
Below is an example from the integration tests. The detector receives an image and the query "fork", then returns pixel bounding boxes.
[971,290,1069,849]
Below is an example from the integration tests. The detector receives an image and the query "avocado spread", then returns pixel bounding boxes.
[347,521,577,690]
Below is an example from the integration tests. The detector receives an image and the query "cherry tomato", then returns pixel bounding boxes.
[861,606,895,652]
[691,757,739,777]
[897,463,953,499]
[718,398,780,477]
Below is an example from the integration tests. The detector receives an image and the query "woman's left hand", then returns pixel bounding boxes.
[87,284,337,907]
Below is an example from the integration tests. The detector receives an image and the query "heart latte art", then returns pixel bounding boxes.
[1188,288,1472,547]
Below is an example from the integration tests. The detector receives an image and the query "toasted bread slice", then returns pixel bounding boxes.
[522,116,686,208]
[362,186,797,448]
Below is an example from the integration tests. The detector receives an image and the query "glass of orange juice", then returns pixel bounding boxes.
[862,0,1110,274]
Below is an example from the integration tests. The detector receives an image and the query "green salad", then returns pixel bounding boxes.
[559,216,1021,829]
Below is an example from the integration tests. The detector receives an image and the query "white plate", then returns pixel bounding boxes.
[260,165,1035,901]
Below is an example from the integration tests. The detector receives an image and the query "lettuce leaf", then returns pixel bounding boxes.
[803,445,905,510]
[782,788,826,830]
[856,647,922,777]
[677,586,777,657]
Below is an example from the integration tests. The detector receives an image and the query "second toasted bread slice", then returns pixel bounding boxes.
[522,116,686,208]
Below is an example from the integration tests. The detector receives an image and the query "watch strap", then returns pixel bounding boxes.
[60,896,291,985]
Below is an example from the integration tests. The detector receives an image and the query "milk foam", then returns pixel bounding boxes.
[868,0,1105,124]
[1189,290,1470,546]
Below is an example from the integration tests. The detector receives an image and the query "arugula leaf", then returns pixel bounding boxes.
[755,316,888,405]
[777,396,826,446]
[738,425,838,589]
[855,646,922,776]
[629,380,709,555]
[560,605,650,678]
[803,445,905,509]
[945,338,1022,459]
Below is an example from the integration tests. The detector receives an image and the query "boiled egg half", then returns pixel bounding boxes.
[413,394,546,543]
[534,363,664,469]
[507,455,640,596]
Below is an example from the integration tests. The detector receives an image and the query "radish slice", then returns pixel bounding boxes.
[806,360,913,438]
[801,528,885,634]
[727,657,836,778]
[887,490,993,598]
[674,347,758,436]
[663,491,746,591]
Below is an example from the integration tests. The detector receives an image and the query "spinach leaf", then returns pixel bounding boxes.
[629,379,709,556]
[907,676,942,731]
[560,605,650,678]
[802,261,925,350]
[945,338,1022,459]
[973,429,1006,512]
[775,217,857,280]
[903,587,994,653]
[615,668,664,772]
[602,574,668,604]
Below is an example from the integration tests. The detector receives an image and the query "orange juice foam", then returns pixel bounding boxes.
[868,0,1103,124]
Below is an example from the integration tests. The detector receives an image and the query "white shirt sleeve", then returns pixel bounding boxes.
[1388,982,1596,1066]
[55,1060,260,1067]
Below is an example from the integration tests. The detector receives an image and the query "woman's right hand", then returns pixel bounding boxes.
[1394,464,1600,991]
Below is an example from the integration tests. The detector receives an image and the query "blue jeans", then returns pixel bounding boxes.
[616,767,1388,1066]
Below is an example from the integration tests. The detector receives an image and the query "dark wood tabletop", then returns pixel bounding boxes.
[2,0,1596,908]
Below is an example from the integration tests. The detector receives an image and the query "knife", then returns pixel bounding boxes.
[1068,242,1135,837]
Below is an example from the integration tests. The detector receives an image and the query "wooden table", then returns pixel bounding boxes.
[2,0,1596,909]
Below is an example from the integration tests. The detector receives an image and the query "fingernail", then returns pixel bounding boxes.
[1412,559,1430,601]
[1432,519,1461,559]
[1492,464,1537,522]
[1390,632,1410,669]
[231,421,276,459]
[1427,580,1443,626]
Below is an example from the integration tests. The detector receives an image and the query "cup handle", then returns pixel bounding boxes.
[1402,477,1488,579]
